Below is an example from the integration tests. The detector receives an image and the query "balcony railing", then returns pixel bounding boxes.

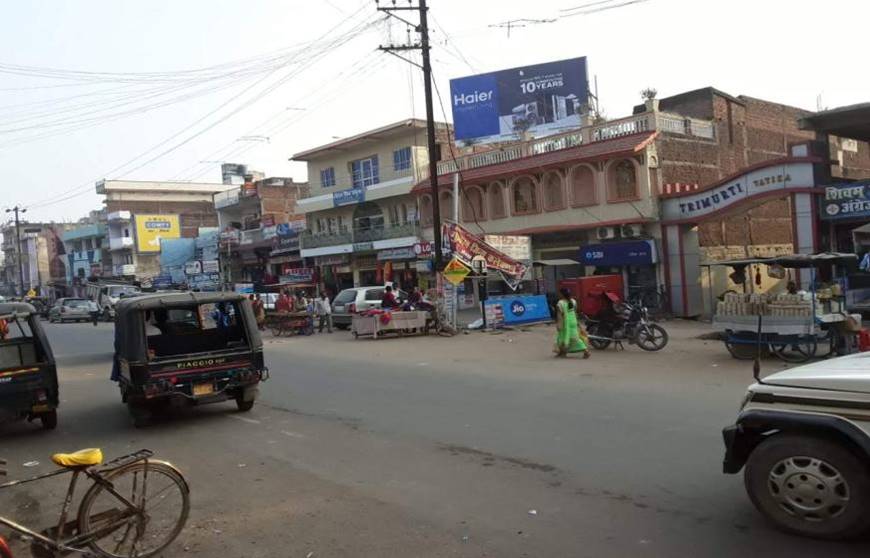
[430,110,717,177]
[108,237,134,251]
[301,222,419,250]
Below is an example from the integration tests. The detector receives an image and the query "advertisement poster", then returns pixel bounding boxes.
[443,223,528,288]
[484,294,551,326]
[484,235,532,261]
[450,57,589,146]
[135,214,180,253]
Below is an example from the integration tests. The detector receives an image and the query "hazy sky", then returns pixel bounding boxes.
[2,0,867,223]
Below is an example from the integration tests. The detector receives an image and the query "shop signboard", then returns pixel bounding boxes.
[201,259,220,274]
[820,182,870,220]
[378,247,416,261]
[449,56,589,146]
[578,240,657,267]
[484,301,505,328]
[413,241,433,258]
[333,187,365,207]
[235,283,254,294]
[484,294,551,326]
[134,214,180,253]
[261,225,277,240]
[443,223,528,288]
[317,254,349,266]
[484,235,531,261]
[415,260,433,273]
[280,267,315,284]
[443,258,471,286]
[152,274,173,289]
[189,272,221,291]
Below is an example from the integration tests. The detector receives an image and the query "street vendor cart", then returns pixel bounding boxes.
[352,310,429,339]
[711,253,860,362]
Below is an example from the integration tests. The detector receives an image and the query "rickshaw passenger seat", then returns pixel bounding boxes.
[51,448,103,468]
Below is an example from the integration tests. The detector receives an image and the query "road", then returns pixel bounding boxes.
[2,320,869,557]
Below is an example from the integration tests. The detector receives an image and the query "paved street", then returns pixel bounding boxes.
[3,320,870,557]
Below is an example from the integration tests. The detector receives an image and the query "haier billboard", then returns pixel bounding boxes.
[449,57,589,146]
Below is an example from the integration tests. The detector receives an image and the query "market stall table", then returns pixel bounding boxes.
[352,310,429,339]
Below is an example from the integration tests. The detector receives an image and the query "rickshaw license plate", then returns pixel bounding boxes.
[193,383,214,396]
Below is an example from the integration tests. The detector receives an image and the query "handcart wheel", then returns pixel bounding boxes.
[769,334,817,363]
[724,330,760,360]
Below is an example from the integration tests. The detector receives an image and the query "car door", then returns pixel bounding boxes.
[359,288,385,312]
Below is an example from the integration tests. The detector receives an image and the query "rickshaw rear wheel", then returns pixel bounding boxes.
[128,401,153,428]
[39,410,57,430]
[236,397,254,412]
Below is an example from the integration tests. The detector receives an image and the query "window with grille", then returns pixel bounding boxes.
[393,147,411,171]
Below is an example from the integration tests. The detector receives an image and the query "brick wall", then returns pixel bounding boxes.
[255,180,309,223]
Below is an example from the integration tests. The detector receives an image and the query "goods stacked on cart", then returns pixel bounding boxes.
[717,292,814,317]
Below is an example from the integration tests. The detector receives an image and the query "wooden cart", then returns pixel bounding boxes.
[352,311,429,339]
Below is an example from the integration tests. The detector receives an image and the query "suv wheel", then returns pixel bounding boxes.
[744,434,870,539]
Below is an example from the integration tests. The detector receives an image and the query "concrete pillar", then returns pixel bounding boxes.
[792,192,818,287]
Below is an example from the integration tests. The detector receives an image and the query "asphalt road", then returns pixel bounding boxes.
[2,320,869,557]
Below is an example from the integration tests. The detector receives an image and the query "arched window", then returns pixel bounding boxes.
[570,166,596,206]
[511,176,539,214]
[439,191,455,221]
[462,186,486,222]
[542,172,565,211]
[608,159,639,201]
[488,182,506,219]
[419,195,433,226]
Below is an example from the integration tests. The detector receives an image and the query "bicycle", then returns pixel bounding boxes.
[627,284,669,317]
[0,448,189,558]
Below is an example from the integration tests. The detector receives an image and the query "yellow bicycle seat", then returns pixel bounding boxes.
[51,448,103,468]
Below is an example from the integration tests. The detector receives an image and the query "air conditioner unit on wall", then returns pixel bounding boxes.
[621,224,644,238]
[596,226,617,240]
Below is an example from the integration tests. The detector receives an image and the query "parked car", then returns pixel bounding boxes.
[48,298,94,323]
[722,352,870,539]
[331,286,408,329]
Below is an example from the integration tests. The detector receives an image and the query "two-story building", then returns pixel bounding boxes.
[292,118,452,294]
[62,220,109,296]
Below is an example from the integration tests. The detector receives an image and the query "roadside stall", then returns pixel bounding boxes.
[351,309,429,339]
[711,253,861,362]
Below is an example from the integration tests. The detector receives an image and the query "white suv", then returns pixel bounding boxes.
[723,352,870,539]
[330,286,407,329]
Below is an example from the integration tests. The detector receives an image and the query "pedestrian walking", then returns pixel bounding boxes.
[316,293,333,333]
[253,294,266,331]
[554,288,590,359]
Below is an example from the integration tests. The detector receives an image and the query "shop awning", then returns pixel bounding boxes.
[534,259,580,266]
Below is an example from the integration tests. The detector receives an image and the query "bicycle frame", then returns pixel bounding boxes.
[0,452,152,556]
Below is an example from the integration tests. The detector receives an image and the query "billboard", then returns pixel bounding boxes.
[821,182,870,220]
[135,214,181,253]
[450,57,589,146]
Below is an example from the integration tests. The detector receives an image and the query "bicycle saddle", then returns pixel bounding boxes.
[51,448,103,468]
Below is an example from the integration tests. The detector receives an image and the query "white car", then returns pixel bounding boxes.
[330,286,408,329]
[723,352,870,539]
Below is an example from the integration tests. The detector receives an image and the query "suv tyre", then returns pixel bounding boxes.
[744,434,870,539]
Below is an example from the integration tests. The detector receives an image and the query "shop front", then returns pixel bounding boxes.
[316,254,353,295]
[377,246,418,291]
[820,181,870,254]
[578,239,659,300]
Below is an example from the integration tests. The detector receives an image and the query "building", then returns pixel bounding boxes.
[293,118,452,294]
[214,176,308,291]
[96,179,234,282]
[61,220,108,297]
[411,87,870,316]
[1,222,73,299]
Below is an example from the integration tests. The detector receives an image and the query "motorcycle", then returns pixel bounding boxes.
[584,301,669,352]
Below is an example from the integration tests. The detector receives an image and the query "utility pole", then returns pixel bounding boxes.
[4,205,26,297]
[377,0,443,270]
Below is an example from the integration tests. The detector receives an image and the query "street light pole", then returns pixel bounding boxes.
[5,205,26,297]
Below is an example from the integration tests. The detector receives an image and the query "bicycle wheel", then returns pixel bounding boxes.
[77,460,190,558]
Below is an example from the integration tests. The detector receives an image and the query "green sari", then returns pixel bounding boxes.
[555,299,587,354]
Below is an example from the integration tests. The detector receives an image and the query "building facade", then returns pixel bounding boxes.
[293,119,452,294]
[96,179,233,282]
[214,176,308,290]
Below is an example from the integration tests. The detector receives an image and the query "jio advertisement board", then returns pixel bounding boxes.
[449,57,589,146]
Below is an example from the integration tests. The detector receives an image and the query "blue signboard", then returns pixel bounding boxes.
[333,187,365,207]
[152,274,173,289]
[579,240,657,267]
[484,294,551,326]
[821,182,870,220]
[450,57,589,146]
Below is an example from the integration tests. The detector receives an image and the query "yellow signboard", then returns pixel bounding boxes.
[442,258,470,286]
[134,214,181,253]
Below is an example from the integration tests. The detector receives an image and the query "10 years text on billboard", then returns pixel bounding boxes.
[449,57,589,146]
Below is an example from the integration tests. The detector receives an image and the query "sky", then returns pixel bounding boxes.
[1,0,868,224]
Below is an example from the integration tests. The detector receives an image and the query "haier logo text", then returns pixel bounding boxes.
[454,90,493,106]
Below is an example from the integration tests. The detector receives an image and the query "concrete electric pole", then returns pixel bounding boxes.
[4,205,26,297]
[377,0,444,270]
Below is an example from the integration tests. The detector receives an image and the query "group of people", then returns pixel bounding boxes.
[259,289,333,334]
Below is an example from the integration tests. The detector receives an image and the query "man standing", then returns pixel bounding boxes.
[316,293,333,333]
[275,289,291,313]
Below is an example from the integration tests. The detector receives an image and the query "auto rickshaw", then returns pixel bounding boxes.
[113,292,268,427]
[0,302,59,430]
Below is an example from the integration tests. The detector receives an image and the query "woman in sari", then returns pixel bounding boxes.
[554,288,590,359]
